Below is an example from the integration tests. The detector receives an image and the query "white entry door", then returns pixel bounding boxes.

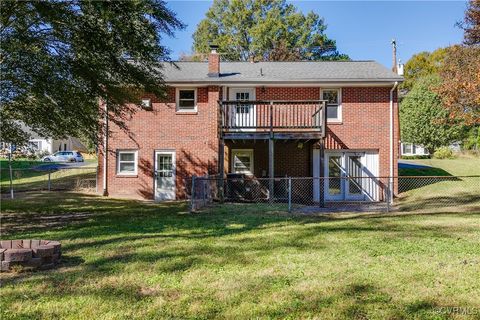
[229,88,256,129]
[323,152,379,201]
[155,151,175,201]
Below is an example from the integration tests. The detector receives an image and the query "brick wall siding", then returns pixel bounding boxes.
[97,86,220,200]
[98,85,399,200]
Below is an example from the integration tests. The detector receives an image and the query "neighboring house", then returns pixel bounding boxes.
[98,47,403,202]
[400,142,429,156]
[400,141,462,157]
[27,136,88,154]
[1,125,88,155]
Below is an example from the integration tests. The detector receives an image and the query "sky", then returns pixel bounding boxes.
[163,1,467,68]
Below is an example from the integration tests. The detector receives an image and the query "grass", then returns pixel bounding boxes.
[399,155,480,177]
[1,192,480,319]
[396,155,480,212]
[0,159,97,193]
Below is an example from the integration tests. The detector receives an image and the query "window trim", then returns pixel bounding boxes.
[175,88,197,112]
[321,88,342,123]
[141,98,152,110]
[116,150,138,176]
[231,149,254,175]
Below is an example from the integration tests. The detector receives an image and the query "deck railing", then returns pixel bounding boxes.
[219,100,326,135]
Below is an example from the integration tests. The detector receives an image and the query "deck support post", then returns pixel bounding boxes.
[218,138,225,203]
[269,136,274,203]
[319,138,325,208]
[217,100,225,203]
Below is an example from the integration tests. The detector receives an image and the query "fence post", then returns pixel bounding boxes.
[190,175,196,213]
[202,178,206,207]
[48,172,51,191]
[386,180,391,212]
[8,151,14,199]
[95,165,98,193]
[288,177,292,213]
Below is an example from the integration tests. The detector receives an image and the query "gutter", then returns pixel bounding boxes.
[389,81,398,203]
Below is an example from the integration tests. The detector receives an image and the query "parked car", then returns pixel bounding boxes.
[42,151,84,162]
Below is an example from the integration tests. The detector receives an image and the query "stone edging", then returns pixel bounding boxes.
[0,240,61,272]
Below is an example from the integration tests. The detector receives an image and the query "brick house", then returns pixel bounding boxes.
[98,47,403,202]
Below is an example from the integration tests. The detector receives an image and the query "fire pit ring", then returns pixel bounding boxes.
[0,240,61,272]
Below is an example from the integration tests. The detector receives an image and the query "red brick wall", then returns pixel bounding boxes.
[324,87,399,178]
[98,85,399,199]
[97,86,220,200]
[225,140,313,177]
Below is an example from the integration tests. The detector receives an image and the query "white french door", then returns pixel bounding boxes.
[324,152,378,201]
[229,88,256,130]
[154,151,176,201]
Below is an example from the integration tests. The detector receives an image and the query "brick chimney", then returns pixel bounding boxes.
[208,44,220,77]
[391,39,398,74]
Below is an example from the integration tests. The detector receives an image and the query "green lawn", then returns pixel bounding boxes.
[399,155,480,177]
[1,193,480,319]
[0,159,97,193]
[396,156,480,212]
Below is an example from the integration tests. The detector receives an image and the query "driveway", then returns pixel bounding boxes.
[398,160,432,169]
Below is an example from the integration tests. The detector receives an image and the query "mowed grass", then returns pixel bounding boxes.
[0,159,97,193]
[1,193,480,319]
[397,156,480,212]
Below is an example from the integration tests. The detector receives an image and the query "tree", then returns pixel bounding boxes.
[1,0,183,145]
[435,48,480,125]
[401,48,447,92]
[458,0,480,46]
[400,76,464,153]
[192,0,348,61]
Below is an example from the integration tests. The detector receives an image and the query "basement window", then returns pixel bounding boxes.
[117,150,138,175]
[232,149,254,175]
[176,88,197,112]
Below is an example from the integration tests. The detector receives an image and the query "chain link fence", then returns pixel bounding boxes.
[187,175,480,214]
[1,167,98,198]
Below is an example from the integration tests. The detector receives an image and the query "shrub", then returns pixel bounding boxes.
[401,155,431,160]
[433,147,454,159]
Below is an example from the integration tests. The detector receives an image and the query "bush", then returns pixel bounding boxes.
[433,147,454,159]
[401,155,431,160]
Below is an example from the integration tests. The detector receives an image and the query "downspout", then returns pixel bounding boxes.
[102,100,109,196]
[389,81,398,203]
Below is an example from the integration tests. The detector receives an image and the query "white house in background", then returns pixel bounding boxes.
[0,124,88,155]
[27,136,88,154]
[400,141,463,157]
[401,142,429,156]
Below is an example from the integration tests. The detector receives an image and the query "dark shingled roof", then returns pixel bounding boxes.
[161,61,403,84]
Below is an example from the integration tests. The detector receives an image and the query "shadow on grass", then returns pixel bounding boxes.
[396,192,480,212]
[1,192,477,318]
[0,169,96,194]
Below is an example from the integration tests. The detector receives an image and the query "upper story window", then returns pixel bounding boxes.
[176,88,197,112]
[117,150,138,175]
[141,98,152,110]
[322,89,342,122]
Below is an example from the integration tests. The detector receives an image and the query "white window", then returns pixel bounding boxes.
[141,98,152,109]
[176,88,197,112]
[117,150,138,175]
[232,149,254,175]
[403,143,413,154]
[321,89,342,122]
[28,140,42,151]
